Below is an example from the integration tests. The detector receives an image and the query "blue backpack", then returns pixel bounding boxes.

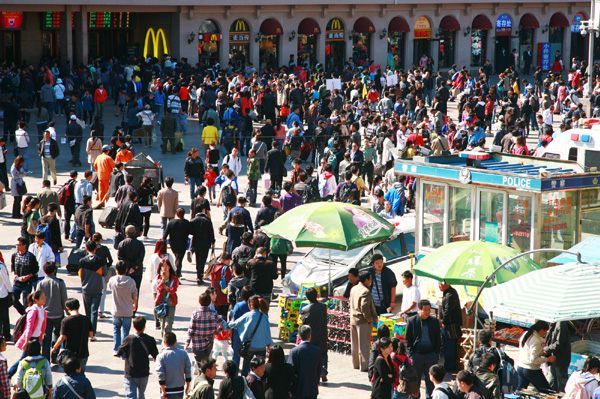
[220,265,229,294]
[36,222,52,247]
[497,347,518,394]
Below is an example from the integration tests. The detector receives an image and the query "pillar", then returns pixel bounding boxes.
[372,32,387,69]
[220,26,230,68]
[74,8,88,65]
[173,12,198,64]
[406,33,415,70]
[59,7,73,66]
[317,31,326,65]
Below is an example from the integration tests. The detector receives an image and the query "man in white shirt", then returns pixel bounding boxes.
[398,270,420,318]
[15,121,31,173]
[222,147,242,177]
[28,231,55,286]
[430,364,451,399]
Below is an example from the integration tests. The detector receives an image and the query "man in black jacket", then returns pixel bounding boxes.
[405,299,441,399]
[74,195,93,248]
[544,321,571,392]
[246,247,277,304]
[108,162,125,199]
[300,288,329,382]
[265,141,286,193]
[163,208,191,278]
[118,225,145,298]
[189,207,214,285]
[115,191,143,234]
[439,281,462,372]
[66,115,83,166]
[62,170,78,241]
[261,88,277,124]
[79,240,107,338]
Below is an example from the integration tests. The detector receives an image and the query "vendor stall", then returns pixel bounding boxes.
[395,152,600,265]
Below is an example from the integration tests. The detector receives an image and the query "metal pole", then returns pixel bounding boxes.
[467,248,583,314]
[588,0,596,116]
[329,248,332,296]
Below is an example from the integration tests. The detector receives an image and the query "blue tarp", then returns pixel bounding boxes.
[550,237,600,264]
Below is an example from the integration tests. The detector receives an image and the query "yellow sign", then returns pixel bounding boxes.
[232,19,248,33]
[329,19,342,30]
[414,16,431,39]
[144,28,168,59]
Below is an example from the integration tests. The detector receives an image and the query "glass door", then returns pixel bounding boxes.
[476,189,507,245]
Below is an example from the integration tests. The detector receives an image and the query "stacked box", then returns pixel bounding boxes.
[278,295,304,343]
[393,322,407,337]
[299,283,322,298]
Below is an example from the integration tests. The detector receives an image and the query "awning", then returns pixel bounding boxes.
[260,18,283,36]
[389,16,410,33]
[354,17,375,34]
[519,13,540,29]
[472,14,493,30]
[550,13,570,28]
[550,237,600,264]
[298,18,321,35]
[440,15,460,31]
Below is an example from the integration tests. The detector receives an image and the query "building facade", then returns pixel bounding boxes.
[0,1,589,74]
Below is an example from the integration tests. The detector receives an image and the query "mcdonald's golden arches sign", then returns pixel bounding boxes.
[326,18,345,41]
[144,28,168,59]
[230,19,250,44]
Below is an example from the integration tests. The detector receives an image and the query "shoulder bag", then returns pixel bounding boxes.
[155,279,174,319]
[238,312,263,358]
[61,376,84,399]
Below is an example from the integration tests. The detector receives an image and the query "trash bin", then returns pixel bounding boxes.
[124,152,163,189]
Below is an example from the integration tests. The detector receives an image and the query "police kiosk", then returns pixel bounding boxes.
[396,152,600,265]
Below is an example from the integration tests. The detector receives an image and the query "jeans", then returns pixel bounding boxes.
[517,367,552,393]
[548,363,568,392]
[124,376,149,399]
[411,351,439,398]
[240,131,252,155]
[160,305,176,337]
[530,113,539,131]
[83,292,102,335]
[232,330,242,365]
[43,102,54,122]
[75,230,86,249]
[64,206,75,239]
[17,146,30,173]
[155,104,164,124]
[113,316,132,353]
[13,281,34,315]
[441,327,457,371]
[188,177,203,201]
[161,217,172,238]
[43,317,63,362]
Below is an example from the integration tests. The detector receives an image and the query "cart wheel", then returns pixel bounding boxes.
[586,318,600,340]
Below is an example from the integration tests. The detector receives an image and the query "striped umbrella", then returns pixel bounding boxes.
[482,262,600,322]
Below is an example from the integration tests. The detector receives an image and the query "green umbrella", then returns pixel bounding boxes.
[261,202,395,250]
[413,241,541,287]
[261,202,395,294]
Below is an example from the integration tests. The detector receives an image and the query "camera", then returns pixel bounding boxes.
[581,26,588,36]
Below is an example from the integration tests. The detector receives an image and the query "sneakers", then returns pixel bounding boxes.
[155,320,161,330]
[321,374,328,382]
[90,336,97,342]
[196,279,203,286]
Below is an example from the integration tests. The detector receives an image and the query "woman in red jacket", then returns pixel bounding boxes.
[154,260,179,338]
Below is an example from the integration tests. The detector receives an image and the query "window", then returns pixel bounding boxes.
[422,183,446,248]
[541,191,578,250]
[568,147,577,161]
[479,191,505,244]
[449,186,473,241]
[507,194,533,252]
[403,232,416,254]
[378,237,403,260]
[584,150,600,168]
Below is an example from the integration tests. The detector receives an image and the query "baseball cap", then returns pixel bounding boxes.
[70,115,77,120]
[102,145,110,151]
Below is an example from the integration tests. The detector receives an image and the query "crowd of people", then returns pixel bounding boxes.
[0,50,592,399]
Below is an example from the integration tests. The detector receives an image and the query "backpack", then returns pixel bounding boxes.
[221,184,236,207]
[434,386,458,399]
[57,180,74,206]
[326,151,338,169]
[564,372,592,399]
[219,265,229,294]
[397,359,420,395]
[21,359,47,399]
[497,348,518,394]
[222,127,236,145]
[468,346,497,372]
[303,179,321,204]
[530,96,540,112]
[337,182,353,203]
[36,221,52,247]
[12,313,27,343]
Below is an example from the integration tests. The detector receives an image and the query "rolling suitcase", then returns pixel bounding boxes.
[99,206,118,228]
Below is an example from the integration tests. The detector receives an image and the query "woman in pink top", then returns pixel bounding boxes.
[274,120,287,148]
[9,290,47,376]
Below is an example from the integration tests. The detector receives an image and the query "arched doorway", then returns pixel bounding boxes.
[549,13,569,68]
[352,17,375,65]
[298,18,320,69]
[494,14,513,73]
[570,12,587,63]
[199,19,220,66]
[259,18,283,71]
[439,16,460,69]
[471,15,492,67]
[325,18,345,71]
[229,19,250,72]
[413,16,432,67]
[519,13,539,73]
[388,17,409,70]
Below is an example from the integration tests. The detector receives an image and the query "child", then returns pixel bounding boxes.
[390,338,415,399]
[205,287,218,312]
[204,165,217,202]
[211,328,231,362]
[180,113,188,134]
[215,164,230,187]
[227,263,248,307]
